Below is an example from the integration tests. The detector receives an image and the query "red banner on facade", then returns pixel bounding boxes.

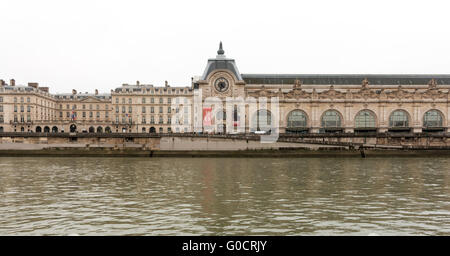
[203,108,212,126]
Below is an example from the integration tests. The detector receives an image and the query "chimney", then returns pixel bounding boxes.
[38,87,49,92]
[72,89,77,94]
[0,79,5,86]
[95,89,98,95]
[136,81,140,86]
[10,79,15,86]
[28,82,39,88]
[165,80,168,87]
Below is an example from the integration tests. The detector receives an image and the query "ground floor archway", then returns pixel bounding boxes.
[70,124,77,133]
[44,126,50,133]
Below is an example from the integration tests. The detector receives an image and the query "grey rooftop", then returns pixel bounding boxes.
[241,74,450,85]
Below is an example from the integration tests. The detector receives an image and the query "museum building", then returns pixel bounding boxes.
[1,43,450,134]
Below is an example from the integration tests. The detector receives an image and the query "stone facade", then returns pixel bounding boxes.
[1,43,450,134]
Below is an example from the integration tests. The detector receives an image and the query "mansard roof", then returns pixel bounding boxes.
[241,74,450,85]
[200,42,243,81]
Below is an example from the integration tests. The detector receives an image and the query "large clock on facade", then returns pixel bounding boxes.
[214,77,229,92]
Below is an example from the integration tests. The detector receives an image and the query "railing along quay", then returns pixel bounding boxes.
[1,132,450,139]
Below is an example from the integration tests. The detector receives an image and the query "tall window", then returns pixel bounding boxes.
[287,110,308,128]
[321,110,341,128]
[389,110,409,127]
[355,110,376,128]
[251,109,272,131]
[423,110,443,127]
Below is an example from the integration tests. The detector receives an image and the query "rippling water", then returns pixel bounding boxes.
[0,157,449,235]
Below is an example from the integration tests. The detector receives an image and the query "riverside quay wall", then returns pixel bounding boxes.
[2,132,450,157]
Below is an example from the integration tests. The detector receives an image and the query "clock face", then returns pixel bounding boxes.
[214,77,229,92]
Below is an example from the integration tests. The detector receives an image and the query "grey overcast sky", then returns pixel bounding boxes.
[1,0,449,94]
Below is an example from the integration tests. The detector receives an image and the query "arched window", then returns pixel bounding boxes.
[355,110,376,128]
[105,126,111,133]
[423,110,443,127]
[44,126,50,133]
[287,110,308,128]
[159,127,164,133]
[36,126,42,133]
[389,110,409,127]
[89,126,95,133]
[251,109,272,132]
[70,124,77,133]
[215,109,226,133]
[0,127,3,133]
[321,110,342,128]
[150,127,156,133]
[97,126,103,133]
[52,126,58,133]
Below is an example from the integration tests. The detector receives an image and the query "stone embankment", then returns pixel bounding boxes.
[1,132,450,157]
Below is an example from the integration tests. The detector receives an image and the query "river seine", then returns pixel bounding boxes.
[0,157,448,235]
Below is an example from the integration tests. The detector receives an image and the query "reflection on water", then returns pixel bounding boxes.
[0,157,449,235]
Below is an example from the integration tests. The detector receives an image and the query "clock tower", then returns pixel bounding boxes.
[196,42,246,99]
